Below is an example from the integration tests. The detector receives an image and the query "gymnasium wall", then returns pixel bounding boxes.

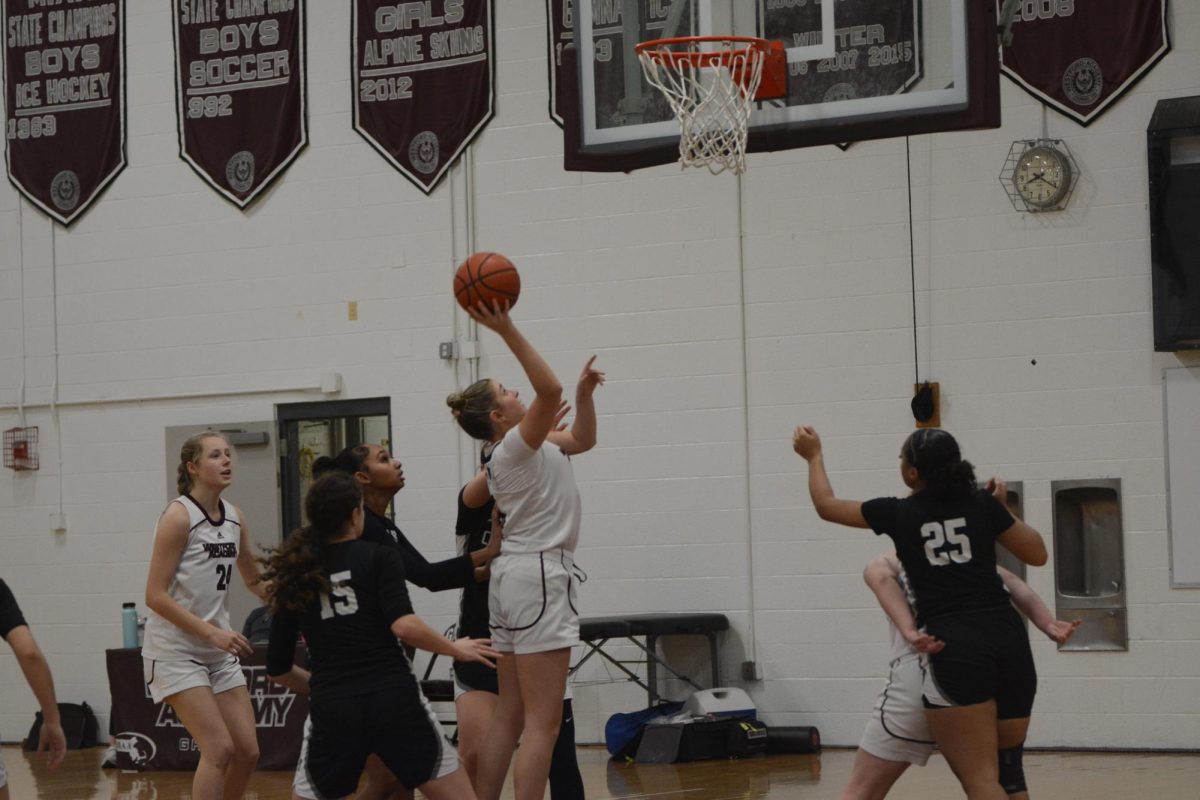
[2,0,1199,751]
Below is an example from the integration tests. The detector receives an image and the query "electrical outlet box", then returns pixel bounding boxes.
[741,660,763,680]
[439,341,458,360]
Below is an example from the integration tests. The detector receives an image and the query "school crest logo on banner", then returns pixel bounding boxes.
[3,0,126,225]
[999,0,1169,126]
[173,0,307,207]
[353,0,494,195]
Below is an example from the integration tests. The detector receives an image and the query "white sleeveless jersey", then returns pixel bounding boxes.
[141,496,241,662]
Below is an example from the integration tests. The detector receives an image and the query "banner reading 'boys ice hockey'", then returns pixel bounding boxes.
[3,0,125,225]
[173,0,307,207]
[353,0,494,194]
[999,0,1169,126]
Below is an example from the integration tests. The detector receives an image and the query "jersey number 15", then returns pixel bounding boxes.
[921,518,972,566]
[320,570,359,619]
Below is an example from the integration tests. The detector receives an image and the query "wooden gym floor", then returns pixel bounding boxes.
[4,744,1200,799]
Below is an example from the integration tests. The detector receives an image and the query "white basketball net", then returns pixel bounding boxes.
[637,39,766,176]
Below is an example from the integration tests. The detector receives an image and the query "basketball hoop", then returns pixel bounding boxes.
[635,36,786,176]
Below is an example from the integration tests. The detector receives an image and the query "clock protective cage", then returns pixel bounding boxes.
[1000,138,1079,213]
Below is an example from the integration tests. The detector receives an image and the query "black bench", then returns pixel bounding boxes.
[572,613,730,705]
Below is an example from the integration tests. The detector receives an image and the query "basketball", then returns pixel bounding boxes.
[454,251,521,312]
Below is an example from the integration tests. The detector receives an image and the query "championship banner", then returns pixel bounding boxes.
[765,0,919,106]
[3,0,125,225]
[999,0,1169,126]
[107,646,308,771]
[173,0,307,207]
[353,0,494,195]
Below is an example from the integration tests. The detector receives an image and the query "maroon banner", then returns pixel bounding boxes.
[999,0,1169,126]
[3,0,125,225]
[107,646,308,771]
[767,0,919,106]
[173,0,307,207]
[353,0,494,194]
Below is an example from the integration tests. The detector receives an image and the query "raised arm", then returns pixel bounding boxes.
[998,566,1081,644]
[863,555,943,653]
[145,503,252,657]
[469,300,562,450]
[793,426,869,528]
[549,356,604,455]
[6,626,66,768]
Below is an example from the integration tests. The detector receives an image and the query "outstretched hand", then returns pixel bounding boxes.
[905,630,945,654]
[466,299,514,334]
[1042,618,1082,645]
[985,476,1008,504]
[792,426,822,460]
[577,355,605,397]
[452,637,502,669]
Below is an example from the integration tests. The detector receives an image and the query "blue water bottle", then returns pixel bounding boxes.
[122,602,139,649]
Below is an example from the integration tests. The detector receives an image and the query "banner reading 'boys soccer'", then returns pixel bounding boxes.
[173,0,307,207]
[3,0,125,225]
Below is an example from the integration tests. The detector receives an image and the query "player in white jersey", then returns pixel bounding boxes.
[447,300,603,800]
[143,432,266,800]
[841,553,1080,800]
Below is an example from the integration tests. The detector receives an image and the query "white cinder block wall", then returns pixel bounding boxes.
[2,0,1199,750]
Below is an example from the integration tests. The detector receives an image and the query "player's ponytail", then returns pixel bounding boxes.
[447,379,497,441]
[311,445,371,480]
[902,428,976,500]
[176,432,227,495]
[260,472,363,613]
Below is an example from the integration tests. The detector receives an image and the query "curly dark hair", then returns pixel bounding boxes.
[311,444,372,480]
[260,472,363,614]
[902,428,976,500]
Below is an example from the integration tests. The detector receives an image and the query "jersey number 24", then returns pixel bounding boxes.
[921,518,972,566]
[319,570,359,619]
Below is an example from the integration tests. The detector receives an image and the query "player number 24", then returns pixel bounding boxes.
[920,517,972,566]
[319,570,359,619]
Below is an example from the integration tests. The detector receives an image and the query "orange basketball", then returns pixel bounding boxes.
[454,251,520,312]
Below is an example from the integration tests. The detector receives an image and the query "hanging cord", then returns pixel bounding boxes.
[906,137,919,385]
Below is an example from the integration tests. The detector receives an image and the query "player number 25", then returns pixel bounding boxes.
[319,570,359,619]
[920,517,972,566]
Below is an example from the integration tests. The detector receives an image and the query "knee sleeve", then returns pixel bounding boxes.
[998,744,1026,795]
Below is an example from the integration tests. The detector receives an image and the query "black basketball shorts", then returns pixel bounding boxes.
[921,606,1037,720]
[305,684,456,798]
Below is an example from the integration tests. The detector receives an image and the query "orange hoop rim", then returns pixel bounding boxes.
[634,35,770,68]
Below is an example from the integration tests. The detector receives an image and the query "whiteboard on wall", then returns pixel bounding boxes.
[1165,366,1200,587]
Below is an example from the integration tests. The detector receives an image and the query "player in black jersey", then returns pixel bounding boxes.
[297,444,501,799]
[794,426,1047,800]
[454,439,584,799]
[264,471,500,800]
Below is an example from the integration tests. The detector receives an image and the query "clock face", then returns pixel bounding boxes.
[1012,146,1072,209]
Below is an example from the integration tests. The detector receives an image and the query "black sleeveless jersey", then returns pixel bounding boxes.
[455,488,493,640]
[862,488,1015,626]
[267,539,416,699]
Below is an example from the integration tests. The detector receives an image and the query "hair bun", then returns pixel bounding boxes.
[311,455,337,479]
[446,392,464,413]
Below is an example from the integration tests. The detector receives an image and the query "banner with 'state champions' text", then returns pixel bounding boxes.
[353,0,494,194]
[999,0,1169,126]
[3,0,125,225]
[174,0,307,207]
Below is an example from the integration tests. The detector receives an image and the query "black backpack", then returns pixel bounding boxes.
[24,702,101,750]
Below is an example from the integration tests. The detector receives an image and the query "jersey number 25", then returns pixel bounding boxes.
[319,570,359,619]
[920,518,972,566]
